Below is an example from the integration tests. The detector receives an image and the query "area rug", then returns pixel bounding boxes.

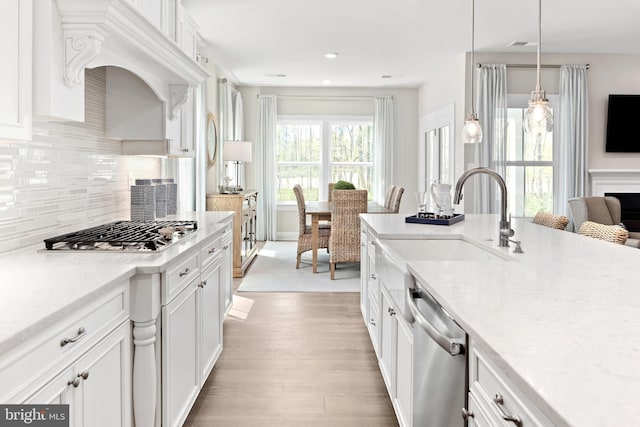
[237,241,360,292]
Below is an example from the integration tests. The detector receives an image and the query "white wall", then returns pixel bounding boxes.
[238,86,418,238]
[472,52,640,171]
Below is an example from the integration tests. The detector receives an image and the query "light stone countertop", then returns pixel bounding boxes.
[361,213,640,427]
[0,211,233,354]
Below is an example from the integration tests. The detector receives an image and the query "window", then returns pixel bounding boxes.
[505,95,557,217]
[276,117,373,202]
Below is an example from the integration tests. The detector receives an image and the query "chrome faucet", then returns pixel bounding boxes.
[453,167,514,247]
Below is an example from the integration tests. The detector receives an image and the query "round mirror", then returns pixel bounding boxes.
[206,112,218,166]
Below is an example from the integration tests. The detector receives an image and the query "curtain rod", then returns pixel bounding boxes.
[476,63,590,70]
[256,94,393,100]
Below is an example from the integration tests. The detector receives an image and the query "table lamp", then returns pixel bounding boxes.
[222,141,252,194]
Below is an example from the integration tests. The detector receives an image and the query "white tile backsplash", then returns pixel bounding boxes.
[0,68,161,253]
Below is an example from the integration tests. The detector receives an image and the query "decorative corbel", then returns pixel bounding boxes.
[63,27,106,87]
[169,85,190,120]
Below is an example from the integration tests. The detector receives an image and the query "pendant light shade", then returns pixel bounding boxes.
[524,0,553,136]
[462,0,482,144]
[462,116,483,144]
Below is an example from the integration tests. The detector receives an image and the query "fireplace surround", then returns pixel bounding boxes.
[590,169,640,233]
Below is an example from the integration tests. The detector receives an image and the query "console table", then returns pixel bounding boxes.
[206,191,258,277]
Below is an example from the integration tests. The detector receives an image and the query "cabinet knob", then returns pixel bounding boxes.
[388,307,396,316]
[68,378,80,388]
[223,244,229,250]
[461,408,474,420]
[78,371,90,380]
[369,319,376,326]
[370,273,377,280]
[181,148,189,153]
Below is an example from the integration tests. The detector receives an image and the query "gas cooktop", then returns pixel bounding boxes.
[43,220,198,252]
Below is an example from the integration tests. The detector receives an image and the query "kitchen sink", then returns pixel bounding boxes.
[380,238,510,262]
[375,238,510,320]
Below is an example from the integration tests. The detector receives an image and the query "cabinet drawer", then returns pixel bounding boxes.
[470,341,553,427]
[200,234,221,270]
[164,252,200,304]
[0,285,128,402]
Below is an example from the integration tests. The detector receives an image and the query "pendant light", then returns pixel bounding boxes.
[523,0,553,136]
[462,0,483,144]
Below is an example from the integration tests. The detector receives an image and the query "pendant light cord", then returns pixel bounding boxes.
[536,0,541,92]
[470,0,476,117]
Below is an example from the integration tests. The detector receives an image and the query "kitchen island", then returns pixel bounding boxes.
[360,213,640,427]
[0,211,234,427]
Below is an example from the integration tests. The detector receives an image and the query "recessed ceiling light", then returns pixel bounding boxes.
[265,73,287,77]
[324,52,339,59]
[508,41,537,47]
[322,79,332,85]
[381,75,393,79]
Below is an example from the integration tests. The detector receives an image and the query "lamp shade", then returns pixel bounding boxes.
[223,141,252,162]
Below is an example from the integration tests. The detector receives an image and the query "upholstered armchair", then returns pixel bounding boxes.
[567,196,640,248]
[329,190,368,279]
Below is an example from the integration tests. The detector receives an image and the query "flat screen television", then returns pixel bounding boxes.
[606,94,640,152]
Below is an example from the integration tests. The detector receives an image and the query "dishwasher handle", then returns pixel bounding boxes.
[405,287,465,356]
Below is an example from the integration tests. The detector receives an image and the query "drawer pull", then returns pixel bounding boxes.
[370,241,376,246]
[208,247,216,254]
[388,307,396,316]
[60,327,86,347]
[369,319,376,326]
[461,408,474,420]
[78,371,90,380]
[493,394,523,426]
[198,280,207,288]
[179,268,191,277]
[370,273,377,280]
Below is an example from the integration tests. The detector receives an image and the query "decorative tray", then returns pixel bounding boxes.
[405,213,465,226]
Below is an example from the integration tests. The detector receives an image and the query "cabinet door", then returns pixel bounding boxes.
[25,367,78,423]
[77,322,132,427]
[466,392,496,427]
[0,0,31,140]
[163,281,199,427]
[395,313,413,427]
[199,262,222,385]
[360,224,369,319]
[220,233,233,315]
[379,288,397,397]
[179,88,195,156]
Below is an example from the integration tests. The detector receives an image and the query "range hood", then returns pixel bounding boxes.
[34,0,208,155]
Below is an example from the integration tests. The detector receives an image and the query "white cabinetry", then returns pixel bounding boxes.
[162,225,227,427]
[360,221,381,357]
[0,283,131,427]
[465,339,554,427]
[0,0,31,140]
[220,228,234,315]
[379,286,397,396]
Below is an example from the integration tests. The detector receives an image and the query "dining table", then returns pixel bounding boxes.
[305,201,394,273]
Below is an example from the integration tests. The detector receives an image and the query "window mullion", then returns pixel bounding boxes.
[322,121,331,199]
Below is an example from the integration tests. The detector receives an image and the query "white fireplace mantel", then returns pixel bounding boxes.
[589,169,640,196]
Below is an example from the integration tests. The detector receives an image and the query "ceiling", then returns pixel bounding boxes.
[182,0,640,88]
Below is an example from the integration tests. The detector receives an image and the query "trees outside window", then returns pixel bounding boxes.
[276,117,373,202]
[505,95,557,217]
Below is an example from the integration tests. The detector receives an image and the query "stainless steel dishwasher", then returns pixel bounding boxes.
[405,283,467,427]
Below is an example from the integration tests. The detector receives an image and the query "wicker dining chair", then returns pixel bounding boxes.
[383,185,397,210]
[390,187,404,213]
[532,211,569,230]
[328,183,335,202]
[293,185,331,269]
[329,190,368,279]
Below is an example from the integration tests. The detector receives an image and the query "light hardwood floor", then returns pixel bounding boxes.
[183,277,399,426]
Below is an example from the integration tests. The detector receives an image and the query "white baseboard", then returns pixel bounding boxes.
[275,232,297,241]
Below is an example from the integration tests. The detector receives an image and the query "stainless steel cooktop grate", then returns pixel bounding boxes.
[44,220,198,251]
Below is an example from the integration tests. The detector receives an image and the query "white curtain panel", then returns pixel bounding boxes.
[373,96,394,204]
[255,95,277,241]
[233,91,244,140]
[218,81,236,184]
[475,64,508,213]
[556,64,588,216]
